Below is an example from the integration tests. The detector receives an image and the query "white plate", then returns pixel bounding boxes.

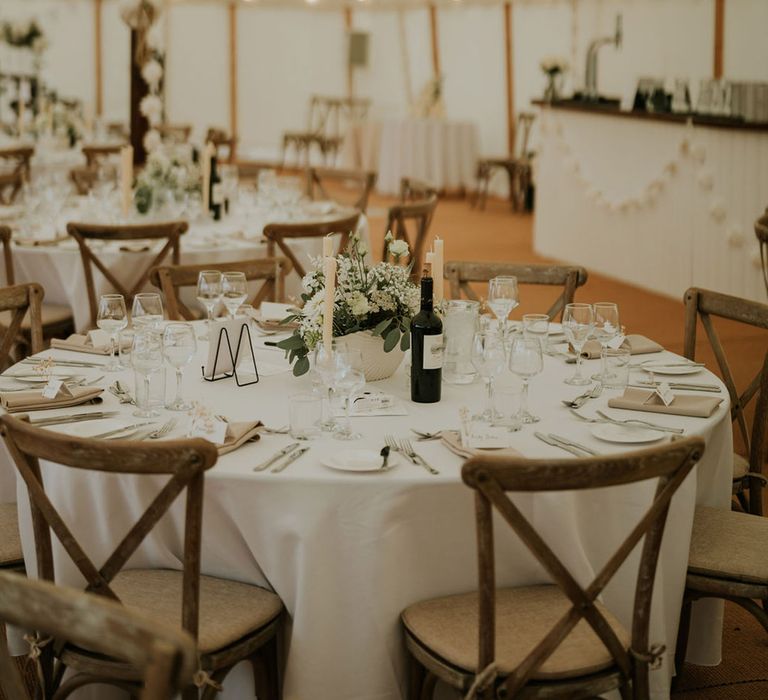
[2,373,78,383]
[321,449,400,472]
[640,364,701,376]
[591,423,664,444]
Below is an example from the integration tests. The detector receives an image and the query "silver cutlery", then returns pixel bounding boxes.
[595,410,685,434]
[397,438,439,475]
[534,432,584,457]
[380,446,391,470]
[142,419,177,440]
[630,381,721,393]
[90,422,155,440]
[25,410,119,427]
[263,425,289,434]
[23,358,108,369]
[253,442,300,472]
[109,382,135,404]
[410,428,443,441]
[632,360,706,369]
[547,433,598,456]
[271,446,309,473]
[562,383,603,409]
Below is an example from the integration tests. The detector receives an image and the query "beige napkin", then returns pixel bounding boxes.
[441,431,522,460]
[607,387,722,418]
[217,421,263,456]
[256,319,299,333]
[578,334,664,360]
[0,386,104,413]
[51,334,129,356]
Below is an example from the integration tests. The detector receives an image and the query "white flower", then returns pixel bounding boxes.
[140,94,163,120]
[141,59,163,88]
[388,239,409,259]
[145,22,163,51]
[143,129,162,153]
[347,291,370,317]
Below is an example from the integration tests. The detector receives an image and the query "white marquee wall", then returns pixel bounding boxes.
[0,0,767,160]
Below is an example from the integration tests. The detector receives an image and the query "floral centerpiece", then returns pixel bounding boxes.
[2,20,46,52]
[134,149,201,214]
[33,103,83,148]
[540,56,568,102]
[277,233,419,380]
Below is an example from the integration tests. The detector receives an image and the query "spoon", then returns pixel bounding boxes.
[380,446,390,470]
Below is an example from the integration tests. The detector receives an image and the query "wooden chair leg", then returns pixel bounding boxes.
[407,652,426,700]
[672,595,693,691]
[420,671,437,700]
[250,635,281,700]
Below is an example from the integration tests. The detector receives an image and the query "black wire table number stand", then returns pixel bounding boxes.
[201,324,260,387]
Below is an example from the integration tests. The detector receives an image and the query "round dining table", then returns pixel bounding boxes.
[0,327,731,700]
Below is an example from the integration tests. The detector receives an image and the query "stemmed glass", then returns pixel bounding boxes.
[333,367,366,441]
[313,340,343,431]
[163,323,197,411]
[196,270,222,337]
[131,329,164,418]
[132,293,165,330]
[96,294,128,372]
[487,276,519,340]
[562,303,595,385]
[222,272,248,318]
[509,337,543,424]
[592,302,620,381]
[470,330,506,421]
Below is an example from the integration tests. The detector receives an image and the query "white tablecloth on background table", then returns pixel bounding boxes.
[342,118,480,196]
[0,332,731,700]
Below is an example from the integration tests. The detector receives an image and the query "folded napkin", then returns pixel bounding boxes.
[14,236,68,247]
[607,387,722,418]
[441,431,522,460]
[217,421,263,456]
[255,319,299,333]
[578,334,664,360]
[51,333,129,356]
[0,386,103,413]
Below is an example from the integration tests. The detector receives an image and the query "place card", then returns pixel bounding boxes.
[467,426,516,449]
[42,379,68,399]
[187,404,228,445]
[332,392,408,417]
[607,334,626,350]
[654,381,675,406]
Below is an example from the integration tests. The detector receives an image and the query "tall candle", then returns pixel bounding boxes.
[323,256,337,349]
[433,237,444,306]
[323,234,334,258]
[120,146,134,218]
[201,142,215,211]
[425,252,435,278]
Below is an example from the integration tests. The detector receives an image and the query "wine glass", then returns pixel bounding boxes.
[132,293,165,330]
[333,368,366,441]
[314,340,344,432]
[196,270,222,337]
[562,303,595,386]
[470,330,506,421]
[163,323,197,411]
[592,302,620,382]
[96,294,128,372]
[509,337,543,424]
[487,276,519,339]
[131,329,164,418]
[221,271,248,318]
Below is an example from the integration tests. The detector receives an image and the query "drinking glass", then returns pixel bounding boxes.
[333,369,366,441]
[132,293,165,330]
[289,393,323,440]
[163,323,197,411]
[601,348,631,389]
[522,313,550,351]
[196,270,222,337]
[96,294,128,372]
[222,271,248,318]
[562,303,595,386]
[487,276,519,340]
[509,337,543,424]
[592,302,620,382]
[131,330,164,418]
[492,387,522,431]
[470,330,506,421]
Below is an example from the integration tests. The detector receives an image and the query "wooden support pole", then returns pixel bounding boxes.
[94,0,103,117]
[713,0,724,79]
[429,4,441,80]
[344,7,353,98]
[228,1,238,158]
[504,1,515,155]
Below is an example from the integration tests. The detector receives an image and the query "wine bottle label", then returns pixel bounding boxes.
[422,334,443,370]
[212,183,224,205]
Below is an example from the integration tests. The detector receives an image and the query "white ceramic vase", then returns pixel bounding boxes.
[339,330,405,382]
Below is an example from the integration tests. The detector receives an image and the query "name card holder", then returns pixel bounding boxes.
[201,323,260,387]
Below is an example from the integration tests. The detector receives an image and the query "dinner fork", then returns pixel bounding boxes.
[595,410,685,434]
[398,439,439,475]
[562,384,603,409]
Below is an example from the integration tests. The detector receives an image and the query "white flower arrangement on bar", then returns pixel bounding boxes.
[134,149,201,214]
[276,233,420,376]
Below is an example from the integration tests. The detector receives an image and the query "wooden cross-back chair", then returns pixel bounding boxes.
[150,256,291,319]
[402,438,705,700]
[400,177,438,203]
[81,144,124,169]
[264,211,361,281]
[0,281,43,371]
[755,210,768,297]
[683,287,768,514]
[0,171,24,205]
[0,570,197,700]
[158,123,193,145]
[0,146,34,182]
[69,165,98,196]
[205,127,237,163]
[0,415,284,700]
[306,167,377,213]
[67,220,188,328]
[383,195,438,282]
[444,261,588,321]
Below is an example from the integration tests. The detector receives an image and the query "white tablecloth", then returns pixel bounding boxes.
[1,334,731,700]
[342,118,479,196]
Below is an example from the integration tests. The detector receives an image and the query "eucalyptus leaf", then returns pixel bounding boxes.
[383,328,400,352]
[373,318,392,337]
[400,332,410,351]
[276,334,305,351]
[293,355,310,376]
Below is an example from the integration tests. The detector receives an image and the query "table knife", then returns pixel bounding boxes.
[27,411,119,427]
[23,358,108,369]
[629,382,721,393]
[271,446,309,473]
[253,443,300,472]
[547,433,598,456]
[534,432,583,457]
[89,421,155,440]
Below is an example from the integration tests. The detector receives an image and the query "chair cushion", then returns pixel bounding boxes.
[689,506,768,585]
[732,453,749,481]
[402,585,630,681]
[111,569,283,654]
[0,502,23,566]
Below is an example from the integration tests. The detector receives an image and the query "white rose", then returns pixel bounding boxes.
[347,291,370,317]
[141,60,163,88]
[388,239,409,259]
[143,129,162,153]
